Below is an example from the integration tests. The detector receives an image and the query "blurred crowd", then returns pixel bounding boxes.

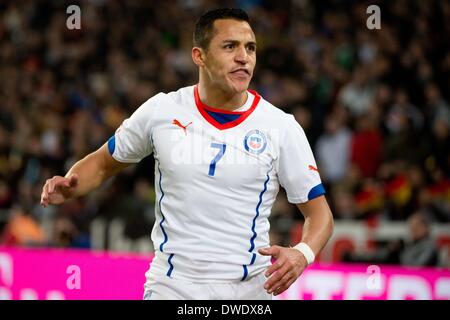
[0,0,449,266]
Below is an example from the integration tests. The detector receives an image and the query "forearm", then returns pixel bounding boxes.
[65,144,129,198]
[297,196,334,256]
[65,155,106,197]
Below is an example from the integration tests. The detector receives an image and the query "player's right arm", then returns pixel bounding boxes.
[40,143,130,207]
[41,93,161,207]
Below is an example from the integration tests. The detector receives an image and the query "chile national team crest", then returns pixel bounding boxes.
[244,130,267,155]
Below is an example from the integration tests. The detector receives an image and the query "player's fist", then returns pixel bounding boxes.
[40,174,79,207]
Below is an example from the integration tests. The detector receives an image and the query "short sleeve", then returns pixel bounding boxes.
[276,115,325,204]
[108,94,162,163]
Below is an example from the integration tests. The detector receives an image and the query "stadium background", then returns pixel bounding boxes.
[0,0,449,299]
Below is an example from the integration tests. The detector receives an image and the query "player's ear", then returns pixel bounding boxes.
[192,47,206,67]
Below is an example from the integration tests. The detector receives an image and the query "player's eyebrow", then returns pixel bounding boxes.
[222,40,257,47]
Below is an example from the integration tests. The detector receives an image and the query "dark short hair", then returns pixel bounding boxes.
[193,8,250,50]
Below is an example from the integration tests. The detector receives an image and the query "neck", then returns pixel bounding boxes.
[197,79,248,111]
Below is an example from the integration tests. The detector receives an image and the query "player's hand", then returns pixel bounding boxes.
[258,245,308,296]
[40,174,79,208]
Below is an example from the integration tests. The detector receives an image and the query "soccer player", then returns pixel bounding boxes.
[40,8,334,300]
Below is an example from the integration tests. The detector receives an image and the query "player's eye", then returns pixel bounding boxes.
[247,44,256,52]
[223,43,235,50]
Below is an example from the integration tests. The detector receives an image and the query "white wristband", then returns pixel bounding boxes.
[293,242,315,265]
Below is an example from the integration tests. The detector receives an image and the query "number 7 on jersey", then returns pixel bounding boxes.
[209,143,226,176]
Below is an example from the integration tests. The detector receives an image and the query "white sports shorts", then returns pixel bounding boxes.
[143,272,272,300]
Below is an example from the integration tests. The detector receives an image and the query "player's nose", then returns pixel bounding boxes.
[234,45,248,64]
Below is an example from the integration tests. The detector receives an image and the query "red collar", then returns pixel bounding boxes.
[194,85,261,130]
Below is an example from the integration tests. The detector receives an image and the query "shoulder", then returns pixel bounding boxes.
[164,85,195,105]
[134,85,194,117]
[134,91,166,115]
[140,85,194,107]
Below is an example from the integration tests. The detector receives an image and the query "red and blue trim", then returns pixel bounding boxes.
[194,85,261,130]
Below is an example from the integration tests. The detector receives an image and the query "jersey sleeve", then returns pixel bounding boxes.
[276,114,325,204]
[107,94,162,163]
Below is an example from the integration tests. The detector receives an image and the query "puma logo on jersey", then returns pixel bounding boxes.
[172,119,192,135]
[308,165,319,172]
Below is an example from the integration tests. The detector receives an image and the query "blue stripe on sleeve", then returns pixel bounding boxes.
[107,136,116,155]
[307,183,326,200]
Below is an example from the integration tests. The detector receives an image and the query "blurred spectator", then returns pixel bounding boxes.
[350,112,383,178]
[429,118,450,176]
[343,210,439,266]
[400,211,439,266]
[386,89,423,134]
[424,83,450,131]
[1,204,46,246]
[338,66,375,117]
[316,112,352,183]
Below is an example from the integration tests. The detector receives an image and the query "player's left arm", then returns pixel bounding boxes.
[259,195,334,296]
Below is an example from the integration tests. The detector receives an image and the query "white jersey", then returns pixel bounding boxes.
[109,85,325,283]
